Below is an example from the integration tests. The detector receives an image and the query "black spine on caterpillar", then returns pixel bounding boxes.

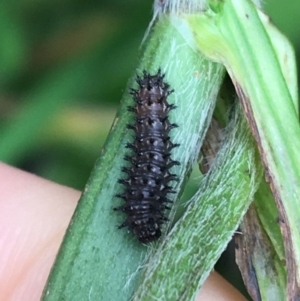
[115,69,180,244]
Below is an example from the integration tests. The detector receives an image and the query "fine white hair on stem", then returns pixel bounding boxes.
[141,0,208,42]
[143,0,263,43]
[252,0,263,9]
[153,0,263,16]
[154,0,208,15]
[144,0,263,44]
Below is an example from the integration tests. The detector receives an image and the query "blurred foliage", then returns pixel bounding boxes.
[0,0,299,191]
[0,0,153,188]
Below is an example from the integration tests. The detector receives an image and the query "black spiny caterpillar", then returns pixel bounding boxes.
[115,69,180,243]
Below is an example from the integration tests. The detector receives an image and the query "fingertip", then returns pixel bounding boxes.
[0,163,80,301]
[197,271,248,301]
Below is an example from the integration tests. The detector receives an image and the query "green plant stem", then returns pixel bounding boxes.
[41,16,224,301]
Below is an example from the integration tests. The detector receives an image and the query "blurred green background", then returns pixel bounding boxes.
[0,0,298,190]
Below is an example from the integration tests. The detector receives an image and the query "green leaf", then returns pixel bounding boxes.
[187,0,300,298]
